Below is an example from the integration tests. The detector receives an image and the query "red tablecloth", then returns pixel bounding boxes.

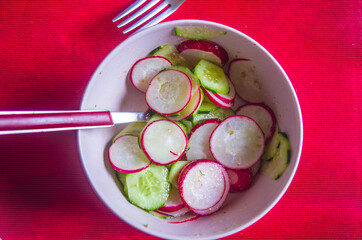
[0,1,360,239]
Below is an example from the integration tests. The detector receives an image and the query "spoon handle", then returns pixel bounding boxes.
[0,110,115,135]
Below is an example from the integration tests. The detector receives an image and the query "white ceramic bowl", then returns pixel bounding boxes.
[78,20,303,239]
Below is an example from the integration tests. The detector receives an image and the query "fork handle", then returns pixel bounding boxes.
[0,111,114,135]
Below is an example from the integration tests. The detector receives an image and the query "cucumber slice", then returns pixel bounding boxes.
[149,44,186,65]
[168,160,189,188]
[126,164,171,211]
[148,113,166,123]
[166,87,203,121]
[262,125,280,161]
[112,122,147,143]
[148,210,175,220]
[175,121,188,135]
[180,119,193,135]
[197,98,218,113]
[192,106,234,125]
[167,65,200,94]
[175,26,227,40]
[261,132,291,180]
[194,59,230,94]
[116,172,128,196]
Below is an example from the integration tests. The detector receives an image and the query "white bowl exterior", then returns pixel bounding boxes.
[78,20,303,239]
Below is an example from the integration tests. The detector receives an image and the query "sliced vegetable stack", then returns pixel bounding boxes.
[107,26,291,223]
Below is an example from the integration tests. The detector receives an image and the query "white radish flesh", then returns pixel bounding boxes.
[146,69,192,115]
[236,103,276,142]
[178,160,226,211]
[158,187,185,212]
[250,159,261,176]
[203,87,234,109]
[228,58,264,103]
[191,163,230,215]
[210,115,265,169]
[178,40,229,67]
[156,206,190,218]
[141,119,187,165]
[186,119,220,161]
[212,79,236,104]
[166,212,199,224]
[166,87,202,121]
[130,56,172,93]
[108,135,151,173]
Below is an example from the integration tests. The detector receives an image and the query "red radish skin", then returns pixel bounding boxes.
[212,80,236,104]
[202,87,234,109]
[177,161,193,189]
[178,160,227,214]
[130,56,172,93]
[226,168,253,192]
[158,187,185,212]
[166,87,202,121]
[156,206,191,218]
[191,163,230,215]
[209,115,265,169]
[141,120,187,166]
[189,119,221,137]
[236,103,276,142]
[186,119,220,161]
[178,40,229,67]
[108,135,151,173]
[167,212,199,224]
[146,69,192,115]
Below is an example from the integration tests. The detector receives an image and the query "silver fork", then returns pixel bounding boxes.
[112,0,185,34]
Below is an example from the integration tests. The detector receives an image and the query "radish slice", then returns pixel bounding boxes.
[191,163,230,215]
[228,58,264,103]
[108,135,151,173]
[158,187,185,212]
[130,56,172,93]
[166,87,202,121]
[141,119,187,165]
[250,159,261,176]
[178,40,229,67]
[156,206,191,218]
[178,160,226,212]
[236,103,276,142]
[167,212,199,224]
[146,69,192,115]
[186,119,220,161]
[212,79,236,104]
[226,168,253,192]
[203,87,234,109]
[210,115,265,169]
[177,161,193,190]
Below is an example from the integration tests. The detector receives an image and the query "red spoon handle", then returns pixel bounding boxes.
[0,111,114,134]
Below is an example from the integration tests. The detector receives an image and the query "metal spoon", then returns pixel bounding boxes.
[0,110,153,135]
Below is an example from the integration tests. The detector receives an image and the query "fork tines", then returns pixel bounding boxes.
[113,0,185,34]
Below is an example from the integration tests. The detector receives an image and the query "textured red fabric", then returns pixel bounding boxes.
[0,0,360,239]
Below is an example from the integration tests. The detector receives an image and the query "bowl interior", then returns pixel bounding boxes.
[78,20,303,239]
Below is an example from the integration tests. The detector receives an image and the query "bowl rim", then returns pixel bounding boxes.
[77,19,303,240]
